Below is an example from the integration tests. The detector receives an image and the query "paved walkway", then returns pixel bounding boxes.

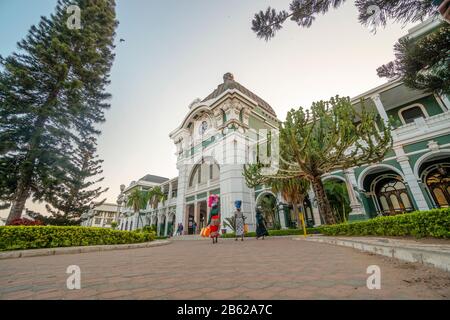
[1,237,449,300]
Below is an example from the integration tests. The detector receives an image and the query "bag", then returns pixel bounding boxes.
[244,224,249,233]
[201,226,211,237]
[204,226,211,237]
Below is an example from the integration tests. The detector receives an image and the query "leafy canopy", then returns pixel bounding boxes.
[252,0,439,41]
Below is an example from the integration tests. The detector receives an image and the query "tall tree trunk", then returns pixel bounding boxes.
[6,114,48,225]
[311,177,337,225]
[6,178,31,224]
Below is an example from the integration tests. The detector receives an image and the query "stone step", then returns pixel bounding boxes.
[296,235,450,273]
[171,235,209,241]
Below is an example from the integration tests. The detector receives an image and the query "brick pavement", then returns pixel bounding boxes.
[0,237,449,300]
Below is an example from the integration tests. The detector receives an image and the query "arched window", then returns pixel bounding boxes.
[376,178,413,215]
[424,164,450,208]
[433,188,448,207]
[389,194,400,210]
[379,196,389,212]
[189,162,220,188]
[399,104,428,124]
[400,193,412,209]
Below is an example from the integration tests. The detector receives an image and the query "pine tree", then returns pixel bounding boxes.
[45,135,108,222]
[0,0,117,224]
[251,0,438,40]
[377,23,449,94]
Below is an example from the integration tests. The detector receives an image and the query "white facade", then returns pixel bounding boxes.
[116,41,449,236]
[117,73,298,236]
[81,203,119,228]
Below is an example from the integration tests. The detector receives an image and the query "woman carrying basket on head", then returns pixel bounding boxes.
[234,200,245,242]
[208,195,221,244]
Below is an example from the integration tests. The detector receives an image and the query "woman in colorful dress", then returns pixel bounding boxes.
[208,195,221,244]
[255,207,269,240]
[234,200,245,241]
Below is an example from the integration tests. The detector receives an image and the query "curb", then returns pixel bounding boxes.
[295,236,450,273]
[172,235,301,241]
[0,240,172,260]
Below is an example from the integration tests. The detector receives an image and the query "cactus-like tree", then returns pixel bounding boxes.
[245,96,392,225]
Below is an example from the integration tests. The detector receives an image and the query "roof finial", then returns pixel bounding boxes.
[223,72,234,82]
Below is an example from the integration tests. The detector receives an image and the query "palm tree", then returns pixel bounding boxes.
[270,177,310,235]
[223,217,237,232]
[127,188,149,229]
[147,186,167,210]
[324,180,351,223]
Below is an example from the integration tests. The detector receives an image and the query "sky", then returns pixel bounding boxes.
[0,0,417,218]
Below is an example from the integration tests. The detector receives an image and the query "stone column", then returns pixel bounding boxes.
[344,168,366,218]
[439,94,450,110]
[206,202,211,227]
[194,201,201,234]
[394,146,430,211]
[371,94,389,123]
[278,194,288,229]
[156,213,161,236]
[183,205,189,235]
[176,162,188,235]
[164,212,169,236]
[168,183,173,200]
[219,132,254,232]
[307,187,322,226]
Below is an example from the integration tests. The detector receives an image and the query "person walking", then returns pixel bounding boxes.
[234,200,245,242]
[192,221,197,235]
[255,207,269,240]
[208,195,221,244]
[179,223,184,236]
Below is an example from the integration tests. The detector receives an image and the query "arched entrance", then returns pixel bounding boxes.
[184,156,220,235]
[153,215,158,230]
[360,165,415,216]
[373,176,414,215]
[284,196,315,228]
[159,214,166,237]
[199,201,207,231]
[186,204,195,235]
[323,176,351,223]
[419,159,450,208]
[256,192,279,229]
[167,213,176,237]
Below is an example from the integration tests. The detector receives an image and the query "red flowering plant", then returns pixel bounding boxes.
[9,218,44,226]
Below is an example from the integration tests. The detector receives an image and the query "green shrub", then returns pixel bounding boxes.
[221,228,320,238]
[317,208,450,239]
[0,226,155,251]
[133,226,156,237]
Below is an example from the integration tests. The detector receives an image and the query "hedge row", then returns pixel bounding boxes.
[221,228,320,238]
[317,208,450,238]
[0,226,155,251]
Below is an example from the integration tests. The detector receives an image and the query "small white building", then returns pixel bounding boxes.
[81,203,119,228]
[117,175,170,232]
